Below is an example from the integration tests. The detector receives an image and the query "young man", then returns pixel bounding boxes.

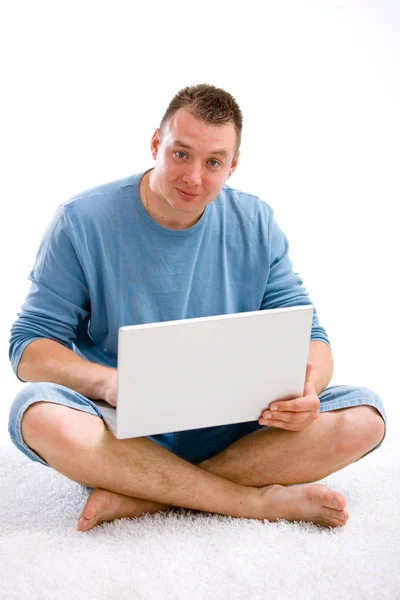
[8,84,386,532]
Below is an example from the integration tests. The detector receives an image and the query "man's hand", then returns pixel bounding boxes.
[101,369,118,407]
[259,362,320,431]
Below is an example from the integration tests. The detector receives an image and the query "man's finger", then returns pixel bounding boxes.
[301,362,317,397]
[268,395,319,413]
[263,410,312,424]
[304,361,313,390]
[259,417,304,431]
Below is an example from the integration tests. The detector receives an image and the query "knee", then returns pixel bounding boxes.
[21,400,76,450]
[21,401,55,446]
[11,382,59,444]
[21,400,105,452]
[335,405,385,459]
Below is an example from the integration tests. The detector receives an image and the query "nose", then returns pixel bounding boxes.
[182,162,202,188]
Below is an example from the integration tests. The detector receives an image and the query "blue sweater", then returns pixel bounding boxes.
[9,170,330,380]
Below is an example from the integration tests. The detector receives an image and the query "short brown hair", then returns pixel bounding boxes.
[159,83,243,155]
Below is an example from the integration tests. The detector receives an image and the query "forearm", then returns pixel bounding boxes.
[17,338,114,400]
[307,340,334,395]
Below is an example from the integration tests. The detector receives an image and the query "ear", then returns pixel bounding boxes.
[150,128,161,160]
[227,151,240,179]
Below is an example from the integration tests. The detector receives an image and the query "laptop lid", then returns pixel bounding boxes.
[94,305,313,439]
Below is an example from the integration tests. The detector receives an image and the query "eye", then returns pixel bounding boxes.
[208,159,221,168]
[175,151,187,159]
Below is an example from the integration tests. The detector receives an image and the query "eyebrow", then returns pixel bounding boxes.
[174,140,228,157]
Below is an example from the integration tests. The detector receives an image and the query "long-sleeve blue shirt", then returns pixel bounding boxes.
[9,170,330,380]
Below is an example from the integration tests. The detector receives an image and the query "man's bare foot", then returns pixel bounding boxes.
[77,482,348,532]
[77,489,170,532]
[259,483,349,528]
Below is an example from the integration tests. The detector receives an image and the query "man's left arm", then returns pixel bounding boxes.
[261,214,334,397]
[308,340,334,396]
[258,213,334,428]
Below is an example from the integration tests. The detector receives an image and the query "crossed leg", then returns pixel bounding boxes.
[77,405,384,531]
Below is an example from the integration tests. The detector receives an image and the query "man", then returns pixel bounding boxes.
[8,84,386,533]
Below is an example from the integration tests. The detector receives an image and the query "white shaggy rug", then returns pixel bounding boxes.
[1,418,399,600]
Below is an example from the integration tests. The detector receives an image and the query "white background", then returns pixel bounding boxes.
[1,0,399,446]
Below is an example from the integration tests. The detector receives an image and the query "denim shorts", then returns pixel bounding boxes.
[8,381,387,469]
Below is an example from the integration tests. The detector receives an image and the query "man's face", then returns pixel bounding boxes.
[150,107,239,217]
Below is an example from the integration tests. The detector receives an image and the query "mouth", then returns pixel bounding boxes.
[176,187,199,200]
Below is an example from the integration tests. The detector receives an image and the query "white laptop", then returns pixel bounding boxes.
[92,305,313,439]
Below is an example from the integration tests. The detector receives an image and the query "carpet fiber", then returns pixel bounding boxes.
[1,418,399,600]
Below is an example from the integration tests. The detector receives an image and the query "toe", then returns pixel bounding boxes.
[77,498,102,532]
[322,490,346,511]
[77,516,93,532]
[320,507,349,527]
[82,505,98,521]
[324,518,346,528]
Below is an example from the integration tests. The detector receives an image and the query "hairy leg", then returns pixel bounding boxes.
[21,402,259,519]
[199,406,384,486]
[77,406,382,530]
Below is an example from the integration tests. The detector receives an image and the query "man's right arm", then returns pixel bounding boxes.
[11,205,118,407]
[18,338,118,406]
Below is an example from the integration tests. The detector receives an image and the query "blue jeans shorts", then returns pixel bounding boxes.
[8,382,387,469]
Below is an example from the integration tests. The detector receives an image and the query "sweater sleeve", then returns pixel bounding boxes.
[261,212,331,347]
[9,205,90,380]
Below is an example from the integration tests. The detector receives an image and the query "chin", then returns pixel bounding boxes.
[176,203,202,214]
[170,190,201,209]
